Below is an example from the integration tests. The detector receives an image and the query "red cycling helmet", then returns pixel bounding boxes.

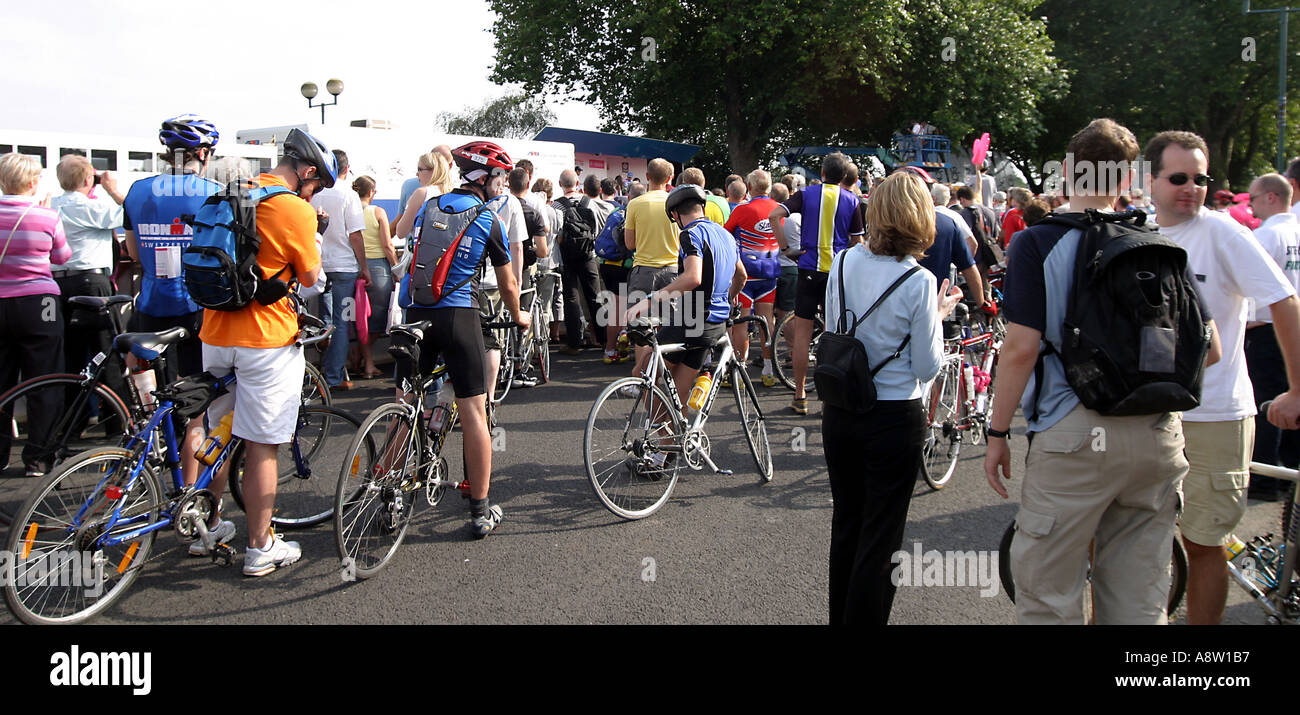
[452,141,514,181]
[896,165,936,184]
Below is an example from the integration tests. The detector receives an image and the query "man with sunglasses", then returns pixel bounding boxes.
[1145,130,1300,624]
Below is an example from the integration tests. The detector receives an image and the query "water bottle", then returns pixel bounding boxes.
[131,368,157,408]
[429,383,454,433]
[688,372,712,411]
[1226,534,1248,563]
[197,413,234,466]
[963,364,976,404]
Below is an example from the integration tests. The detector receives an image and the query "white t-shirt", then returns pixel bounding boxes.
[1160,206,1296,422]
[1251,212,1300,322]
[779,212,801,268]
[310,184,366,273]
[1290,200,1300,224]
[481,193,526,289]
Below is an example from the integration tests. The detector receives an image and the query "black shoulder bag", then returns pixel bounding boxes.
[814,252,922,414]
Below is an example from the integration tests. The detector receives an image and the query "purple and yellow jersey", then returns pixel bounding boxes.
[783,185,863,273]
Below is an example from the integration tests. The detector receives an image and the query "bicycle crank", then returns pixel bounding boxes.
[174,489,218,542]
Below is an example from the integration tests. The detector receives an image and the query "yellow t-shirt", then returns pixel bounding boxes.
[361,204,388,259]
[625,189,680,268]
[199,174,321,348]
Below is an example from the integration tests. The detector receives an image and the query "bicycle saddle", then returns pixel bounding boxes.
[69,295,133,311]
[391,320,432,340]
[113,327,190,362]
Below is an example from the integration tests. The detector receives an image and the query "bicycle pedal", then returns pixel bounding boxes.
[210,543,235,568]
[457,480,472,497]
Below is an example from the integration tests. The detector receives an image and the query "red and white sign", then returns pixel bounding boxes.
[589,159,606,169]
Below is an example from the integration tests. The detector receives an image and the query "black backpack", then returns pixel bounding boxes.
[963,204,1003,267]
[814,251,922,414]
[556,195,597,262]
[1031,209,1212,418]
[519,199,544,268]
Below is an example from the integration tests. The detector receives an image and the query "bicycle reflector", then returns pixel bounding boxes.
[118,542,140,574]
[350,455,360,478]
[105,486,124,500]
[22,523,37,558]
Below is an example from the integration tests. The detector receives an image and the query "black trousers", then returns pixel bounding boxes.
[56,271,129,408]
[823,398,925,625]
[562,254,602,348]
[1246,324,1299,486]
[0,293,64,472]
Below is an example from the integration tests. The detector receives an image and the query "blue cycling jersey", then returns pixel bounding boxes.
[123,173,221,317]
[679,218,739,324]
[400,188,510,310]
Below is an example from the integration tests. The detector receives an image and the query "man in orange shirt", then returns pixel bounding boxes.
[195,129,328,576]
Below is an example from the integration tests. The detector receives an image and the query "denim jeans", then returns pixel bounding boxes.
[365,258,394,334]
[322,270,359,386]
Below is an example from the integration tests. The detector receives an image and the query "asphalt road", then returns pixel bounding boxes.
[0,349,1290,625]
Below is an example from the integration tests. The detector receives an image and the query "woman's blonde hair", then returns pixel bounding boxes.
[419,152,452,194]
[867,172,935,261]
[0,153,43,195]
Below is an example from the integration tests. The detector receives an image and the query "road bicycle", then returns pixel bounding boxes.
[770,310,823,393]
[583,311,773,520]
[2,318,340,624]
[499,284,550,390]
[333,315,518,579]
[920,302,1002,490]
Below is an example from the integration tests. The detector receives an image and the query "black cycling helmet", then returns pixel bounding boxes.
[282,128,337,188]
[159,114,219,150]
[664,184,708,219]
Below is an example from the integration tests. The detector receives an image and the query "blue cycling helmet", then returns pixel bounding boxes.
[282,128,337,188]
[159,114,219,150]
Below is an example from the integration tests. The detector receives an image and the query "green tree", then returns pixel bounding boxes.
[487,0,1061,177]
[436,92,557,139]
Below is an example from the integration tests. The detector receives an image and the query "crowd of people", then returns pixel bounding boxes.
[2,109,1299,626]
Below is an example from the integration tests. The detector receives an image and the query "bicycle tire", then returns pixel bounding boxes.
[732,361,773,483]
[584,377,685,520]
[771,312,822,392]
[334,402,416,579]
[228,406,362,529]
[302,362,332,407]
[734,314,771,373]
[920,361,962,490]
[999,521,1188,618]
[0,374,134,481]
[537,333,551,384]
[494,335,515,404]
[3,447,162,625]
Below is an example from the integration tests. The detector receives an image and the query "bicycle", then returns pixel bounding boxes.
[583,312,773,520]
[2,319,338,624]
[770,309,823,393]
[501,284,550,387]
[333,315,518,579]
[919,302,1002,490]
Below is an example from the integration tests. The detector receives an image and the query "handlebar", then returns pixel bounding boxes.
[483,320,525,330]
[296,311,333,347]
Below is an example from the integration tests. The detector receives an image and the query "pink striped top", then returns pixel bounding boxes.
[0,196,71,298]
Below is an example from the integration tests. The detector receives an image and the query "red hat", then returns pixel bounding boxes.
[1214,189,1235,203]
[897,165,936,184]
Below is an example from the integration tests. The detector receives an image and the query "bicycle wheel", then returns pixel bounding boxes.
[335,402,417,579]
[920,361,962,490]
[731,361,773,482]
[3,447,162,625]
[229,406,362,529]
[0,374,133,480]
[302,362,332,407]
[1000,521,1188,618]
[494,333,515,404]
[584,377,686,519]
[536,332,551,384]
[771,312,823,392]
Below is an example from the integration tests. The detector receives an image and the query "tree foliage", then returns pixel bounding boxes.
[487,0,1062,181]
[435,92,557,139]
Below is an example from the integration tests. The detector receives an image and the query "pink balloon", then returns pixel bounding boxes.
[972,132,990,168]
[1227,202,1260,230]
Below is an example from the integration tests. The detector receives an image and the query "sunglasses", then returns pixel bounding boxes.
[1159,172,1211,187]
[417,166,433,172]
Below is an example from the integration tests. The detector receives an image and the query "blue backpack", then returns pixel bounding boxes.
[594,205,630,261]
[183,180,293,311]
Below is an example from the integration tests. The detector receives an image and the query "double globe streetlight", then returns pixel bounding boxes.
[301,79,344,124]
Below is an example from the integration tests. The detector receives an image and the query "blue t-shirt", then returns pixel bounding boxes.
[399,188,510,310]
[918,210,975,287]
[122,173,222,317]
[678,218,738,324]
[398,177,422,220]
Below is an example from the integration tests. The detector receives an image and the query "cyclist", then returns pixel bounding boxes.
[122,114,222,491]
[396,140,529,538]
[626,185,746,410]
[768,152,864,415]
[723,169,781,386]
[197,128,327,575]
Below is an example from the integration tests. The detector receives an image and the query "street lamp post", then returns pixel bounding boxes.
[1245,1,1298,171]
[301,79,344,124]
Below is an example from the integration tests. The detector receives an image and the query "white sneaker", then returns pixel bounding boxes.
[242,534,301,577]
[188,519,236,556]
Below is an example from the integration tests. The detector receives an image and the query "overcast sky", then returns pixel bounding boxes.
[2,0,600,138]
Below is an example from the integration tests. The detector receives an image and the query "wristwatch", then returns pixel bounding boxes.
[987,426,1012,440]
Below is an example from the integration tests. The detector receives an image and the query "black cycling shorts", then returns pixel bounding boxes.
[794,269,828,321]
[396,307,487,399]
[659,321,727,371]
